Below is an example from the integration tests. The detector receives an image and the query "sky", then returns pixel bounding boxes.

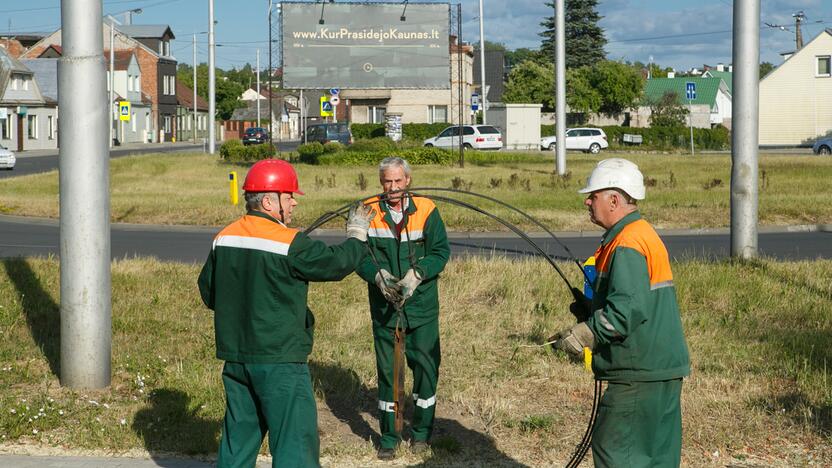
[2,0,831,72]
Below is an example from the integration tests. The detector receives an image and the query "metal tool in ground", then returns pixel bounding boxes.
[304,189,599,466]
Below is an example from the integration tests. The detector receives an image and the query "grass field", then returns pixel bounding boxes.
[0,151,830,231]
[0,256,829,466]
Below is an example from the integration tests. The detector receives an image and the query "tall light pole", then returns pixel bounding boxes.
[208,0,216,154]
[478,0,487,124]
[108,20,114,147]
[554,0,566,175]
[256,49,261,128]
[59,0,111,389]
[193,33,197,143]
[730,0,760,259]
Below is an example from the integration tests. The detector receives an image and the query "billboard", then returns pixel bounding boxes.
[282,2,450,89]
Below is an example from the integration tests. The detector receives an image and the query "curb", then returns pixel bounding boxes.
[2,214,827,238]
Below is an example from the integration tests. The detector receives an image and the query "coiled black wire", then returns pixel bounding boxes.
[304,189,599,467]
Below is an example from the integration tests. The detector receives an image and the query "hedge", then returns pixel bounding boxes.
[219,139,276,162]
[309,147,455,166]
[540,124,730,150]
[350,123,451,141]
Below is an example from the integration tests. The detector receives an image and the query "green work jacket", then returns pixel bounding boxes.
[586,211,691,382]
[198,210,366,363]
[356,195,450,328]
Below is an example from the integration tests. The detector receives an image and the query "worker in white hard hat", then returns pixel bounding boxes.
[551,158,691,467]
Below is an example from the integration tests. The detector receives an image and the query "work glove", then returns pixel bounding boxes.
[549,322,595,360]
[395,268,422,307]
[345,202,374,242]
[569,287,592,323]
[375,269,402,304]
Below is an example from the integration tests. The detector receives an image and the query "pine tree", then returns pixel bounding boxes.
[540,0,607,69]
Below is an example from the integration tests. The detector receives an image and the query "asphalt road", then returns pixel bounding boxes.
[0,141,300,179]
[1,215,830,263]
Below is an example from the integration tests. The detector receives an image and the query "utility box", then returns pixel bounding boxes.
[488,103,542,150]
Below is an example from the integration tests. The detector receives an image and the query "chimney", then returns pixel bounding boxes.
[667,71,676,79]
[717,63,725,72]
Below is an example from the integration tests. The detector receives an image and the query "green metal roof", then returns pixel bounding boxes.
[643,77,727,108]
[703,70,733,93]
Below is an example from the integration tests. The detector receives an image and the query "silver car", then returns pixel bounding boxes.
[0,143,15,170]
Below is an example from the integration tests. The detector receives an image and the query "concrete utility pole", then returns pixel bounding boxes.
[478,0,487,124]
[793,11,805,50]
[730,0,760,259]
[108,20,114,147]
[208,0,216,154]
[193,33,197,143]
[256,49,261,128]
[59,0,111,389]
[554,0,566,175]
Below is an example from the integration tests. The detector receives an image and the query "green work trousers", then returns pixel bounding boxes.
[592,379,683,468]
[373,319,441,449]
[217,362,320,468]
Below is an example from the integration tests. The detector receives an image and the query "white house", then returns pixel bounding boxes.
[0,46,58,151]
[759,29,832,146]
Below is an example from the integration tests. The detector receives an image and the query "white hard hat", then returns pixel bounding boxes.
[578,158,646,200]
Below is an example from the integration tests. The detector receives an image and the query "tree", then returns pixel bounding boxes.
[586,60,644,115]
[565,67,601,113]
[760,61,775,79]
[649,91,688,128]
[540,0,607,69]
[176,63,245,121]
[502,60,554,109]
[505,48,543,68]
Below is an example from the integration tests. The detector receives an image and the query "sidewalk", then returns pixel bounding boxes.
[0,455,270,467]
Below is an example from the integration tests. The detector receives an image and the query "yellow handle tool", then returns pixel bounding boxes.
[583,347,592,372]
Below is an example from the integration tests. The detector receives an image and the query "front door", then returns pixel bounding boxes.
[16,114,23,152]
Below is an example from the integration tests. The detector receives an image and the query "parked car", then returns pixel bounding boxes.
[423,125,503,150]
[0,143,15,170]
[813,137,832,155]
[242,127,269,145]
[304,123,353,146]
[540,128,609,154]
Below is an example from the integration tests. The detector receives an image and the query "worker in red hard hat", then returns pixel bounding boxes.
[198,159,374,468]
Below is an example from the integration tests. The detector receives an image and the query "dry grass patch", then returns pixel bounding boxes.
[0,256,830,466]
[0,152,830,231]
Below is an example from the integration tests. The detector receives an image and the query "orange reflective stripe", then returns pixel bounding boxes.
[595,219,673,286]
[215,214,298,245]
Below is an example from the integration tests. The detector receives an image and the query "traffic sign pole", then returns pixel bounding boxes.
[686,82,696,156]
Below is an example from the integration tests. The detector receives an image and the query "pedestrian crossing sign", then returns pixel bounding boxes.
[119,101,131,121]
[320,96,333,117]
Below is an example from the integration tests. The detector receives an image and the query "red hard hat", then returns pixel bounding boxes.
[242,159,304,194]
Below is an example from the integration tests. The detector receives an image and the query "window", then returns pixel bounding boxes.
[477,126,500,134]
[131,112,136,132]
[27,115,38,139]
[170,76,175,94]
[462,126,475,135]
[1,116,10,140]
[11,75,19,90]
[162,76,169,95]
[428,105,447,124]
[438,127,457,138]
[47,116,55,139]
[817,56,831,77]
[23,78,29,91]
[369,106,386,124]
[161,40,170,57]
[127,75,133,92]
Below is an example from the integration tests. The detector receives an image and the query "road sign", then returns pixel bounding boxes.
[471,93,480,111]
[320,96,334,117]
[329,95,341,107]
[119,101,131,121]
[685,82,696,100]
[329,88,340,96]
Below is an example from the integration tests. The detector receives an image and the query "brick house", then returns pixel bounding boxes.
[21,20,178,142]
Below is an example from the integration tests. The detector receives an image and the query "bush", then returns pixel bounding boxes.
[322,141,342,154]
[349,122,451,141]
[540,125,730,150]
[219,139,276,162]
[347,138,398,153]
[314,147,455,166]
[297,142,325,163]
